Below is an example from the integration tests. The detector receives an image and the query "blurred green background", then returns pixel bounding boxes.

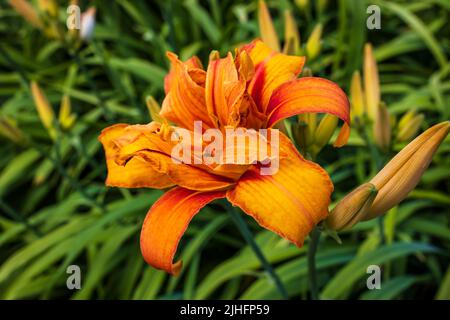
[0,0,449,300]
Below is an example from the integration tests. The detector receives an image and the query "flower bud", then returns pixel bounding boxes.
[283,10,300,55]
[397,111,424,142]
[364,43,380,122]
[59,95,76,130]
[31,81,57,140]
[0,117,25,144]
[38,0,58,17]
[374,102,391,151]
[306,23,322,60]
[80,7,96,41]
[350,71,364,122]
[325,183,378,231]
[9,0,43,29]
[313,114,338,151]
[365,121,450,219]
[258,0,280,52]
[146,96,163,123]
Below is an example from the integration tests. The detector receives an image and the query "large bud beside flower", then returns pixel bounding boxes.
[327,121,449,230]
[364,121,450,219]
[325,183,377,231]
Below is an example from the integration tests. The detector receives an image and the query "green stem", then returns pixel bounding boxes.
[307,227,321,300]
[226,203,289,300]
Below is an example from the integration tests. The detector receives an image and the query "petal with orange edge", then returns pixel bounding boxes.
[140,187,226,275]
[267,77,350,145]
[98,124,174,189]
[242,40,305,113]
[160,53,214,130]
[226,133,333,246]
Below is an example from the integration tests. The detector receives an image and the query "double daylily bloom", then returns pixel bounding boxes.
[99,40,350,275]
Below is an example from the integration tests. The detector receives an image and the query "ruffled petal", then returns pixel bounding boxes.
[98,124,174,189]
[205,53,246,128]
[140,187,226,275]
[266,77,350,145]
[226,133,333,246]
[160,53,214,130]
[241,40,305,113]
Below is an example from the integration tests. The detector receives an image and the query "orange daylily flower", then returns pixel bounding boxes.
[99,40,350,275]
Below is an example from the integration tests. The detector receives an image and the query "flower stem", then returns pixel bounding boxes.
[307,227,321,300]
[226,203,289,299]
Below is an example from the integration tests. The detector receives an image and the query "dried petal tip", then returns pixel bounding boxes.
[325,183,377,231]
[365,121,450,219]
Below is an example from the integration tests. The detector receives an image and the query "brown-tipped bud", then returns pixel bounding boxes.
[326,183,378,231]
[365,121,450,220]
[374,102,391,151]
[9,0,43,29]
[258,0,280,52]
[283,10,300,55]
[0,117,26,144]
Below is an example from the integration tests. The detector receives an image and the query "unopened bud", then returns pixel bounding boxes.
[374,103,391,151]
[365,121,450,219]
[326,183,378,231]
[306,23,322,60]
[258,0,280,52]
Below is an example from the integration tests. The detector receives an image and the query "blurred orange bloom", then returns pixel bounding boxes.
[99,40,350,275]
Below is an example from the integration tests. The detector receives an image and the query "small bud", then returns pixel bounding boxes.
[80,7,96,41]
[397,113,424,142]
[363,43,380,122]
[146,96,163,123]
[350,71,364,122]
[38,0,58,17]
[9,0,43,29]
[31,81,57,140]
[398,109,416,131]
[374,102,391,151]
[306,23,322,60]
[298,113,317,147]
[325,183,378,231]
[59,95,76,130]
[283,10,300,55]
[313,114,338,151]
[365,121,450,219]
[0,117,26,144]
[258,0,280,52]
[295,0,309,10]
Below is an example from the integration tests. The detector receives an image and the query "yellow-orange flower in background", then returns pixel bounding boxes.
[99,40,350,275]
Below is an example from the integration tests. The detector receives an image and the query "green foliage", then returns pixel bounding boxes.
[0,0,449,300]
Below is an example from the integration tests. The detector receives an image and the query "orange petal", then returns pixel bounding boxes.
[266,77,350,145]
[205,53,246,128]
[140,187,226,275]
[164,55,203,94]
[127,150,236,192]
[226,133,333,246]
[242,40,305,113]
[160,53,214,130]
[98,124,174,189]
